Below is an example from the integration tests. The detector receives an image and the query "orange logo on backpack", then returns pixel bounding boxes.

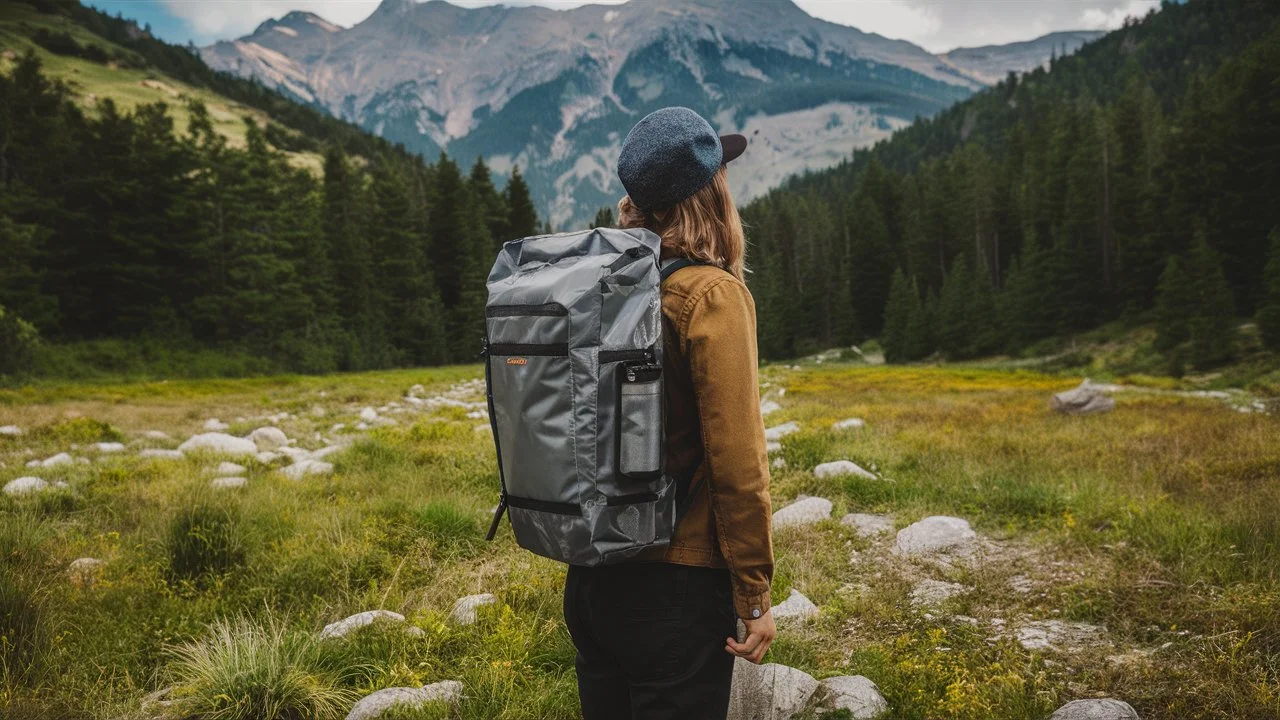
[506,357,528,366]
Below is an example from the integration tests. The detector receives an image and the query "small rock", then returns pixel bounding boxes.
[355,422,370,431]
[764,422,800,441]
[408,384,426,396]
[772,496,832,528]
[894,516,977,556]
[770,589,819,623]
[821,675,889,718]
[0,425,23,437]
[840,513,893,537]
[281,460,334,480]
[814,460,876,480]
[320,610,407,640]
[910,579,968,608]
[4,476,48,496]
[1016,620,1107,651]
[210,477,247,490]
[139,448,184,460]
[832,418,866,430]
[1048,698,1139,720]
[203,418,229,431]
[41,452,74,468]
[448,593,496,625]
[68,557,105,587]
[141,430,171,440]
[760,400,782,417]
[766,441,782,453]
[310,445,346,460]
[1051,380,1116,416]
[359,407,379,422]
[345,681,463,720]
[213,462,246,476]
[727,660,819,720]
[178,433,257,457]
[771,457,787,469]
[311,405,326,417]
[1009,575,1034,594]
[249,426,289,451]
[256,451,281,464]
[93,442,126,453]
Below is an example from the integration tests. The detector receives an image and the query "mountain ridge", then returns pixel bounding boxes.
[203,0,1100,227]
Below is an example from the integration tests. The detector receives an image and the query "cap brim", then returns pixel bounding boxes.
[720,133,747,164]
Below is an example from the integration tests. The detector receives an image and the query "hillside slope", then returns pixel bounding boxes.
[738,0,1280,373]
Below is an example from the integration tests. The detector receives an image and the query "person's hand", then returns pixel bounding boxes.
[725,611,775,664]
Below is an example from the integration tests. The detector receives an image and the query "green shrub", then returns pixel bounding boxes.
[412,501,481,554]
[31,417,123,445]
[0,305,40,376]
[167,616,364,720]
[167,503,245,582]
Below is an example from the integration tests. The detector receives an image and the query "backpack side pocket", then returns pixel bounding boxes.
[618,362,663,481]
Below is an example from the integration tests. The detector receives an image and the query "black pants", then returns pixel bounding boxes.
[564,562,736,720]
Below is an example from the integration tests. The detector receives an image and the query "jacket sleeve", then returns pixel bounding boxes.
[681,277,774,620]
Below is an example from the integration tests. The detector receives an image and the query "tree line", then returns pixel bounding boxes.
[0,52,543,373]
[740,0,1280,368]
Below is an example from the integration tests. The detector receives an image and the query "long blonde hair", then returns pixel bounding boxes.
[617,167,746,281]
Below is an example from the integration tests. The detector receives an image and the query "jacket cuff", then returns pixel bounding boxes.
[733,586,772,621]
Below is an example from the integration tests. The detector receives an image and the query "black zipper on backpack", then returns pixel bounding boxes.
[482,336,510,541]
[487,342,569,357]
[599,348,655,364]
[486,303,568,318]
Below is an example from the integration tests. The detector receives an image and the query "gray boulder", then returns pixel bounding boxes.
[821,675,889,718]
[764,422,800,441]
[319,610,407,640]
[68,557,105,587]
[1048,698,1139,720]
[814,460,877,480]
[772,496,832,529]
[281,459,334,480]
[770,589,819,623]
[894,516,977,556]
[1016,620,1107,651]
[0,425,23,437]
[213,461,246,476]
[210,477,248,490]
[910,579,968,608]
[178,433,257,457]
[832,418,866,430]
[202,418,229,431]
[1051,380,1116,416]
[760,400,782,417]
[728,660,819,720]
[4,476,47,496]
[345,681,463,720]
[139,448,184,460]
[249,426,289,451]
[93,442,126,453]
[448,593,496,625]
[841,513,893,537]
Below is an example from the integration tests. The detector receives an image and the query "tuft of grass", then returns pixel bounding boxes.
[167,502,245,583]
[0,513,51,571]
[0,570,51,688]
[167,615,364,720]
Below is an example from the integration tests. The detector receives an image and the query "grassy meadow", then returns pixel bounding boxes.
[1,360,1278,719]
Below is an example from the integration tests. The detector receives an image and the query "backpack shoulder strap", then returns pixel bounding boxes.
[660,257,711,283]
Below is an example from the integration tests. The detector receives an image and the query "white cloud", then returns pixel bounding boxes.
[1080,0,1160,30]
[159,1,380,38]
[794,0,942,45]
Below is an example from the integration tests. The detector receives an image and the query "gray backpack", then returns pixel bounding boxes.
[481,227,707,566]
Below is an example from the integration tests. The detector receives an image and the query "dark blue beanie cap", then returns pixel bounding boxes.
[618,107,737,212]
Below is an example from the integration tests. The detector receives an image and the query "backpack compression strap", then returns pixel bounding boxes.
[659,257,715,520]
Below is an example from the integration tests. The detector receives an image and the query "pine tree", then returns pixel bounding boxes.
[881,268,914,363]
[905,289,937,361]
[469,157,507,251]
[937,254,973,359]
[590,207,615,229]
[1186,232,1236,369]
[1154,255,1193,353]
[504,165,538,240]
[1258,228,1280,351]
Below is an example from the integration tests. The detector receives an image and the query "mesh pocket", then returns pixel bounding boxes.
[619,364,662,479]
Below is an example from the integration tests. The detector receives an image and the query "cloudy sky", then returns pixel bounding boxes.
[92,0,1161,52]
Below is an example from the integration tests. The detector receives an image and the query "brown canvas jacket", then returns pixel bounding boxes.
[636,263,775,620]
